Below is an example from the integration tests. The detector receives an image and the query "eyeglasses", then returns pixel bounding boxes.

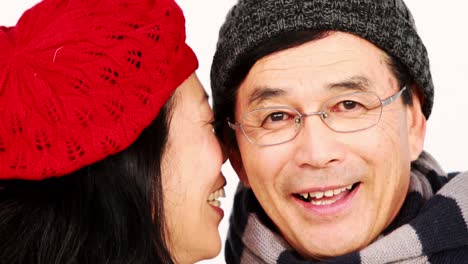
[228,87,407,146]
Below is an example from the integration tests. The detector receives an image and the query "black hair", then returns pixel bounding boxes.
[386,54,413,105]
[213,31,413,147]
[0,97,175,264]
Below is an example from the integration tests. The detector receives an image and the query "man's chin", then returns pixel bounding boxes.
[284,226,374,260]
[294,240,366,260]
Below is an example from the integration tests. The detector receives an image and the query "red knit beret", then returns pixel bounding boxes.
[0,0,198,180]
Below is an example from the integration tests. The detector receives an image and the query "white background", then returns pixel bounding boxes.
[1,1,467,264]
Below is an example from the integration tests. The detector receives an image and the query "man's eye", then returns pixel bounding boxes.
[268,112,289,122]
[265,112,291,123]
[259,111,294,129]
[333,100,364,112]
[342,101,358,110]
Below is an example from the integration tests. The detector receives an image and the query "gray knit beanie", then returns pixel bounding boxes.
[211,0,434,126]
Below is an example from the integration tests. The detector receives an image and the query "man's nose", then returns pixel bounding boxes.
[292,115,345,169]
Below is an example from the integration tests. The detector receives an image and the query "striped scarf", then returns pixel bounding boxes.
[225,151,468,263]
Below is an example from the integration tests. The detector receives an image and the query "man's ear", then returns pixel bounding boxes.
[228,144,250,187]
[406,85,427,161]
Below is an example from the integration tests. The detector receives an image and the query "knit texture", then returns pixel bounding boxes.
[225,151,468,263]
[0,0,198,180]
[211,0,434,120]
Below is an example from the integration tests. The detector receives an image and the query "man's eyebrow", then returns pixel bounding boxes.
[247,87,287,106]
[246,75,370,105]
[326,75,371,91]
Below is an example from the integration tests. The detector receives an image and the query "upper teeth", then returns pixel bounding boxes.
[299,184,353,200]
[208,187,226,207]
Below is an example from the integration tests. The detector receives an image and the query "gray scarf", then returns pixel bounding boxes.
[226,151,468,263]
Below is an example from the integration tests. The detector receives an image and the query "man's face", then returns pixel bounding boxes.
[231,32,425,259]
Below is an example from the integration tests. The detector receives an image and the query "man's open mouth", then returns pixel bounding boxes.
[293,182,361,206]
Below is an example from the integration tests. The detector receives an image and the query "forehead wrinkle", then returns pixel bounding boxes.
[258,56,356,72]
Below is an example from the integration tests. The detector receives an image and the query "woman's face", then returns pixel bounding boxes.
[161,73,226,263]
